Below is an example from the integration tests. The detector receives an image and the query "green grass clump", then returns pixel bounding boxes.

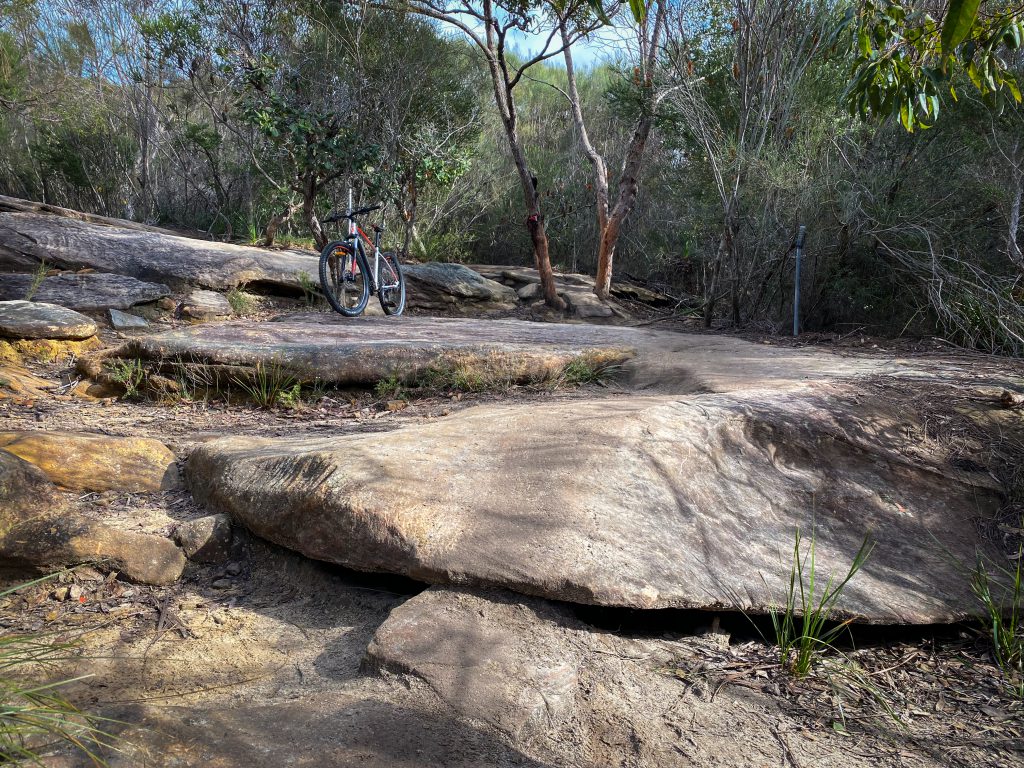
[231,361,298,409]
[0,575,117,765]
[226,288,259,315]
[767,529,874,678]
[555,354,623,387]
[106,359,146,399]
[972,546,1024,698]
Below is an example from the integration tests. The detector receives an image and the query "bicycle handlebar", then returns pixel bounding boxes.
[324,204,383,224]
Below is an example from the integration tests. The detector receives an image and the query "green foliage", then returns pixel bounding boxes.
[226,288,259,315]
[23,261,47,301]
[374,372,406,400]
[847,0,1023,131]
[766,529,874,678]
[106,359,145,399]
[294,270,320,306]
[972,547,1024,698]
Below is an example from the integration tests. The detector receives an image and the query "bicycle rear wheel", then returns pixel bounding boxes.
[319,241,369,317]
[377,251,406,316]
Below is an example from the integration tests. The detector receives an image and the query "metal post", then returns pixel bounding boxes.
[793,225,806,337]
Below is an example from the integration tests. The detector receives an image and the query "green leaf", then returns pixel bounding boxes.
[941,0,982,54]
[628,0,646,23]
[585,0,612,24]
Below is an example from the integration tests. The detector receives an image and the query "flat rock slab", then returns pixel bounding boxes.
[187,386,1004,624]
[0,450,184,584]
[0,212,319,291]
[0,431,180,492]
[0,272,170,310]
[93,316,640,386]
[0,300,97,340]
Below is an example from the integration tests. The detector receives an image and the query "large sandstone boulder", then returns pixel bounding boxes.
[402,263,518,314]
[186,386,1005,624]
[0,272,170,310]
[82,316,636,387]
[0,212,319,292]
[0,431,180,492]
[0,300,97,340]
[0,450,185,584]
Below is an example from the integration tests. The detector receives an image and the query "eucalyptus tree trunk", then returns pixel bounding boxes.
[561,1,666,300]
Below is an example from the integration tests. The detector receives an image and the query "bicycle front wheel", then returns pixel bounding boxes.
[377,251,406,316]
[319,241,369,317]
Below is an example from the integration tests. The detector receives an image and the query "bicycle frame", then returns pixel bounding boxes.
[344,207,399,294]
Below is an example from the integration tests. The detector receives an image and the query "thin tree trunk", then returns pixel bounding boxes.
[302,176,326,250]
[484,36,564,310]
[596,116,654,298]
[263,201,299,246]
[1008,146,1023,270]
[561,3,664,300]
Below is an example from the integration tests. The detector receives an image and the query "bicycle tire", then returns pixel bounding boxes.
[377,250,406,316]
[319,240,369,317]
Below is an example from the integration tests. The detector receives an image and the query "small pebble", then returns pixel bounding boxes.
[211,578,232,590]
[225,562,242,576]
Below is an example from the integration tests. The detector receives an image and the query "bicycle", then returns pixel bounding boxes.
[318,194,406,317]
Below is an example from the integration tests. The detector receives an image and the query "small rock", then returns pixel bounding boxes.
[174,514,232,563]
[52,586,69,601]
[211,578,232,590]
[224,561,242,576]
[561,290,613,318]
[516,282,541,300]
[68,584,84,601]
[108,308,149,330]
[181,290,232,320]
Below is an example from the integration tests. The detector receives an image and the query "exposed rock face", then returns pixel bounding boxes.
[0,212,319,291]
[367,587,586,739]
[186,386,1004,624]
[402,263,518,314]
[0,450,185,584]
[0,272,170,310]
[0,213,520,312]
[83,316,636,387]
[0,431,180,492]
[0,300,98,340]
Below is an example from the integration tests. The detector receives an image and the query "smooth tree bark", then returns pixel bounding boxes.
[404,0,595,310]
[560,0,668,300]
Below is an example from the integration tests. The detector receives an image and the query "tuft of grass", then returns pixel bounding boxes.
[23,262,48,301]
[295,271,321,307]
[0,574,118,765]
[226,288,259,315]
[374,373,406,401]
[766,528,874,678]
[231,361,297,408]
[555,354,623,387]
[972,546,1024,698]
[106,359,146,399]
